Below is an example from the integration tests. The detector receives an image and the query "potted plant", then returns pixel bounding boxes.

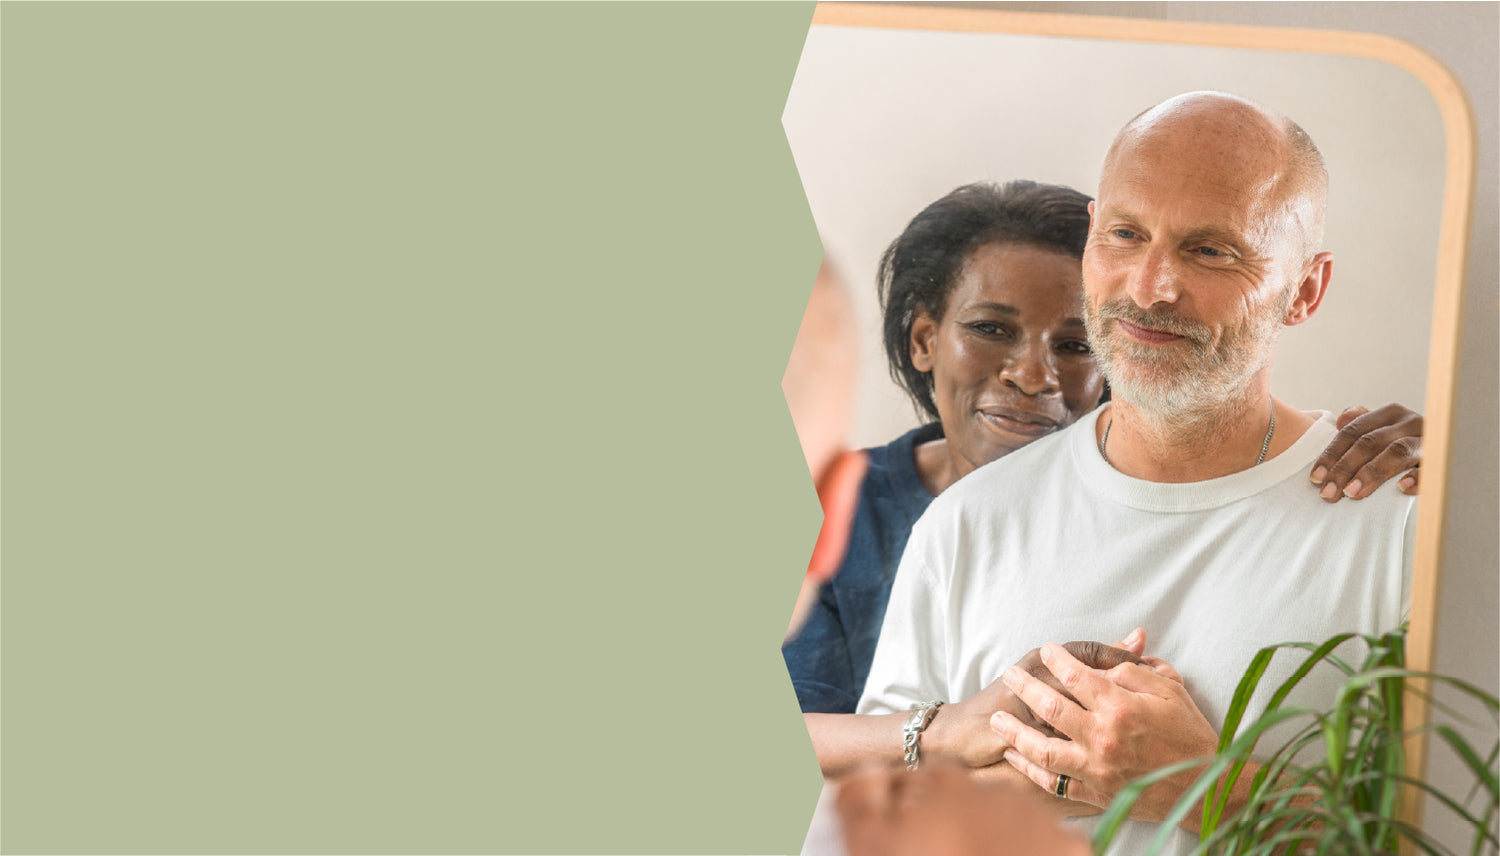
[1094,626,1499,855]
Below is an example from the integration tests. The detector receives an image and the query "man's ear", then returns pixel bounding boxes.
[910,311,938,372]
[1284,251,1333,326]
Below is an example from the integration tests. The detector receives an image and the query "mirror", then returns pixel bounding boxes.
[784,3,1472,829]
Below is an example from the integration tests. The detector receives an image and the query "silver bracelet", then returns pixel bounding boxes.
[902,700,944,770]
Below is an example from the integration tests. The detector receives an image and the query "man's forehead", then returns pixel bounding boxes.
[1097,140,1287,234]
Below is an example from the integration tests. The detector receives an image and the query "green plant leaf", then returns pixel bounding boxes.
[1096,626,1497,856]
[1342,769,1500,846]
[1430,724,1500,799]
[1463,741,1499,806]
[1095,708,1314,853]
[1208,635,1358,833]
[1200,798,1332,855]
[1093,755,1213,852]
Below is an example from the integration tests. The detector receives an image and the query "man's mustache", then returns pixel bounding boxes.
[1093,300,1212,347]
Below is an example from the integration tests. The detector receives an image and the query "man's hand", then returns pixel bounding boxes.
[1310,404,1423,501]
[924,631,1149,768]
[1010,639,1150,738]
[837,762,1091,856]
[988,643,1219,825]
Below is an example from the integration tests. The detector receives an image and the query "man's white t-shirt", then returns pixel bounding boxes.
[856,408,1415,855]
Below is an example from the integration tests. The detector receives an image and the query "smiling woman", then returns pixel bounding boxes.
[911,242,1103,492]
[884,181,1105,494]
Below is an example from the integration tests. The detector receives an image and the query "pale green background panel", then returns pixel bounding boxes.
[2,2,822,853]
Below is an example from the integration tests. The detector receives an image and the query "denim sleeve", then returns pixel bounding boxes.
[782,579,858,713]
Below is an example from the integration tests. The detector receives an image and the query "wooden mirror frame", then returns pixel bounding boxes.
[809,1,1475,835]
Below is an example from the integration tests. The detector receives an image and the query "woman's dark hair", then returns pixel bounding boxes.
[878,180,1094,421]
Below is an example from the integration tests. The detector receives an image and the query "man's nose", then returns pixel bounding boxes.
[999,340,1060,396]
[1125,247,1182,308]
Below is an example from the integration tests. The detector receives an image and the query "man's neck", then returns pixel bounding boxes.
[1096,391,1315,483]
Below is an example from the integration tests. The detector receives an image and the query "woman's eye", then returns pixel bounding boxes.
[1058,340,1093,355]
[967,322,1010,338]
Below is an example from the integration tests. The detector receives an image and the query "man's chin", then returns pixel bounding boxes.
[1100,370,1208,418]
[1099,362,1180,401]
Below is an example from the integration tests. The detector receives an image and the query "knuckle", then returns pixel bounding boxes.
[1324,457,1359,479]
[1064,640,1097,663]
[1391,436,1422,457]
[1349,433,1385,456]
[1039,695,1063,723]
[1060,666,1086,692]
[1356,438,1423,482]
[1324,432,1357,453]
[1114,661,1141,679]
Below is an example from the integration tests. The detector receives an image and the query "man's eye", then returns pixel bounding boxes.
[1112,228,1140,240]
[1194,246,1227,258]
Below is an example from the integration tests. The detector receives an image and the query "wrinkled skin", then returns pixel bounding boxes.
[926,637,1147,775]
[1008,641,1147,738]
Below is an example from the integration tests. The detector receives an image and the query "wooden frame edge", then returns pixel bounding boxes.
[809,2,1477,843]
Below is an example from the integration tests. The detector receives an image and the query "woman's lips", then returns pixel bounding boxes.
[1117,319,1186,345]
[978,406,1061,437]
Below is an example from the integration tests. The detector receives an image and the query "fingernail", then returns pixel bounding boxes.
[1343,479,1363,499]
[1400,476,1416,493]
[1124,627,1143,646]
[1310,466,1328,485]
[1003,666,1023,686]
[1321,482,1340,501]
[1003,749,1022,766]
[1041,642,1063,658]
[991,711,1014,732]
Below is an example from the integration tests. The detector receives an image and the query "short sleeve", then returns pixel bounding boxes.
[855,523,949,715]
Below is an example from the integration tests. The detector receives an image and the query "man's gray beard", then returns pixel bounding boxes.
[1084,299,1283,433]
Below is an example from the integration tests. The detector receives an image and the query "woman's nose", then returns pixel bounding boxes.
[999,343,1059,396]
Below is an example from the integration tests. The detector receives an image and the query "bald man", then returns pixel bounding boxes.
[855,92,1414,855]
